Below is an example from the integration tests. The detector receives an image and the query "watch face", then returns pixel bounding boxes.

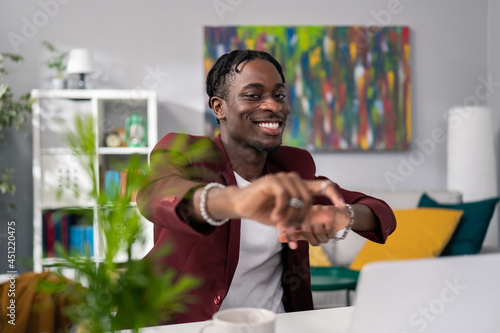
[105,131,122,147]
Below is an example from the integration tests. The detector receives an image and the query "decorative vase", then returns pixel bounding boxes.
[51,77,66,89]
[125,113,147,147]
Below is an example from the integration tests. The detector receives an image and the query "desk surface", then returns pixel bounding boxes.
[136,307,354,333]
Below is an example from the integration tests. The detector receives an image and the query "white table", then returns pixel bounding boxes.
[136,306,354,333]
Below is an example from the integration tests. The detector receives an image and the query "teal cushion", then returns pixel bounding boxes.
[418,193,499,256]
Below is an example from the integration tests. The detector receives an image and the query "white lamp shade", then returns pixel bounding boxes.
[66,48,95,74]
[447,106,499,249]
[447,106,498,200]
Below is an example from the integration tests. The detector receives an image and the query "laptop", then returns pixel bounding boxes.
[347,253,500,333]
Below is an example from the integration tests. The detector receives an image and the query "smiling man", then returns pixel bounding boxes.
[136,50,396,324]
[211,57,288,156]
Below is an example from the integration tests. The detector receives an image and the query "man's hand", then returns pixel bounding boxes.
[277,179,346,248]
[195,174,348,249]
[277,203,378,247]
[230,175,346,249]
[231,172,314,227]
[277,204,351,246]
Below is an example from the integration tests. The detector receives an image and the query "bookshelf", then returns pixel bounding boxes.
[32,89,157,273]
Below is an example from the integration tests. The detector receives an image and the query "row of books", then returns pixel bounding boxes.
[43,210,94,258]
[104,169,145,202]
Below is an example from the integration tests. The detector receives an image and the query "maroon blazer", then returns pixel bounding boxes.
[136,133,396,325]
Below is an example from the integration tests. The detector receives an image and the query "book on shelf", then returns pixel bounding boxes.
[43,210,94,258]
[43,211,55,258]
[104,170,121,201]
[104,169,145,202]
[69,225,94,257]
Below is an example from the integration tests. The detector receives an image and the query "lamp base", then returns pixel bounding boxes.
[77,73,87,89]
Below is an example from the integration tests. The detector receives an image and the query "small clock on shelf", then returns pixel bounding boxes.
[105,128,126,147]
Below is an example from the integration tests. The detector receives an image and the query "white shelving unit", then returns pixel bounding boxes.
[32,89,156,273]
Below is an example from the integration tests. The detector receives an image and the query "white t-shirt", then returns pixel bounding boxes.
[219,172,285,313]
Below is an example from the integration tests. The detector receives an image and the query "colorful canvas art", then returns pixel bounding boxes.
[204,26,411,151]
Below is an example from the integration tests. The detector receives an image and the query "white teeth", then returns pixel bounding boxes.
[258,122,279,129]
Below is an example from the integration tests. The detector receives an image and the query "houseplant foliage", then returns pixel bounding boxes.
[42,40,68,80]
[0,52,33,207]
[40,114,201,332]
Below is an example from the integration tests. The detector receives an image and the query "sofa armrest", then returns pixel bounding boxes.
[480,246,500,254]
[321,232,367,267]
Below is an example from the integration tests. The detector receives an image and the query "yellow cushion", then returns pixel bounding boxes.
[349,208,463,271]
[309,244,332,267]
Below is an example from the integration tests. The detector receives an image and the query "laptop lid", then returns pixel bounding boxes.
[348,253,500,333]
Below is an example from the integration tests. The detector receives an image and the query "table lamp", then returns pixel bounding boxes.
[447,105,499,246]
[447,106,497,199]
[66,48,95,89]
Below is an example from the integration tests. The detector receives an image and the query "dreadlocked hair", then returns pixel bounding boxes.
[205,49,285,109]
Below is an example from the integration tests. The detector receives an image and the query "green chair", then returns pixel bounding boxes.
[310,266,360,306]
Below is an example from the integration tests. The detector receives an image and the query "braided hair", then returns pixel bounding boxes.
[206,49,286,109]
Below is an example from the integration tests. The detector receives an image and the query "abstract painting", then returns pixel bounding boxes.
[204,26,411,151]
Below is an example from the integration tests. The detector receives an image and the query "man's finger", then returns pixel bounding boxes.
[321,181,345,206]
[305,180,344,206]
[277,230,306,243]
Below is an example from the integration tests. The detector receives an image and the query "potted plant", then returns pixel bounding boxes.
[38,115,201,332]
[42,41,68,89]
[0,52,32,209]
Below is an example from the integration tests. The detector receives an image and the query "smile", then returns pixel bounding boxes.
[257,122,280,129]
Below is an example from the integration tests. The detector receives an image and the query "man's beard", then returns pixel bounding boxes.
[255,143,281,153]
[249,138,282,153]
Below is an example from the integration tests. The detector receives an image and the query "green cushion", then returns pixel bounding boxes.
[418,193,500,256]
[309,266,360,291]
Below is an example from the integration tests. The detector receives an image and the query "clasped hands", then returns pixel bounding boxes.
[229,172,352,250]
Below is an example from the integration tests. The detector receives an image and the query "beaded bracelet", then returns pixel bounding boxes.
[334,203,355,241]
[200,182,230,226]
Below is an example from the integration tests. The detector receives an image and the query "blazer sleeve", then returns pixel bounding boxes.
[136,133,221,235]
[335,184,396,244]
[268,146,396,244]
[314,174,396,244]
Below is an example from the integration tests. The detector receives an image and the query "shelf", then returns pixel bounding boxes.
[42,255,143,266]
[31,89,156,100]
[33,89,157,274]
[39,204,95,211]
[41,147,88,155]
[41,256,105,266]
[98,147,151,155]
[99,202,138,208]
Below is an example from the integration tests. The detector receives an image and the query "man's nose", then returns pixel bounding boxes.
[260,96,281,112]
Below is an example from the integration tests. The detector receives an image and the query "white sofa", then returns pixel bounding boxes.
[313,189,463,309]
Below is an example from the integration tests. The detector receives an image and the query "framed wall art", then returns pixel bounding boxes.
[204,26,411,151]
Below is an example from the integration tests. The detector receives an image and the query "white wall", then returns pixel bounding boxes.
[0,0,493,272]
[488,0,500,248]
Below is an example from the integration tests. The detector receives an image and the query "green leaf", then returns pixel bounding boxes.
[42,41,68,78]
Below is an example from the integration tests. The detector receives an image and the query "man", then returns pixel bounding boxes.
[137,50,396,324]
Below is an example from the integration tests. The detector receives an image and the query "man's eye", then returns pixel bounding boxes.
[275,94,286,99]
[245,94,260,99]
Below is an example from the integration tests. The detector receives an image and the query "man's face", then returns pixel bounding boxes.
[216,59,290,153]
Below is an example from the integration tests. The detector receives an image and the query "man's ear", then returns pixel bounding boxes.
[211,97,226,120]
